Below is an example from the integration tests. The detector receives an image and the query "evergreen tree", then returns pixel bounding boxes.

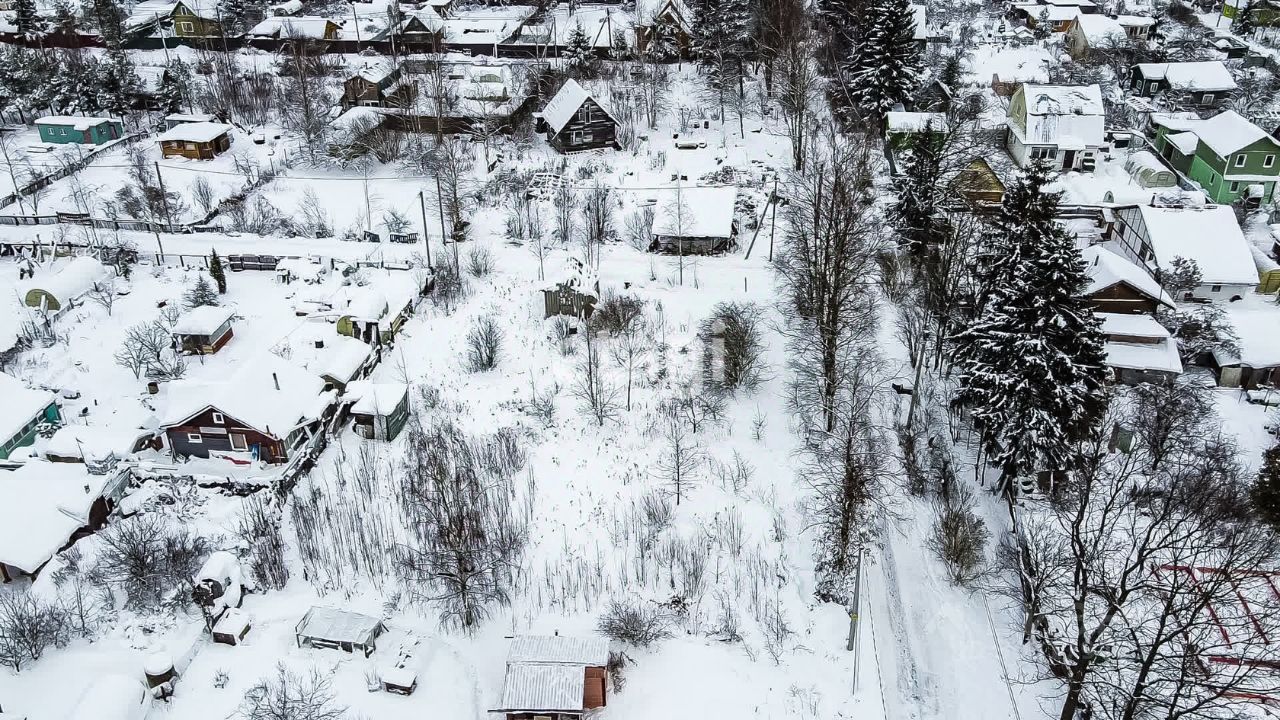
[841,0,920,122]
[218,0,265,37]
[85,0,126,48]
[565,22,597,76]
[158,58,193,114]
[15,0,46,36]
[184,275,220,308]
[208,249,227,294]
[951,164,1110,493]
[891,122,945,254]
[1252,444,1280,530]
[1233,1,1255,38]
[95,47,141,116]
[51,0,79,35]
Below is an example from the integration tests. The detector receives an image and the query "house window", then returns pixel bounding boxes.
[1201,93,1215,106]
[230,433,248,451]
[1230,181,1240,192]
[1211,285,1223,292]
[1235,154,1247,167]
[1029,146,1055,161]
[1265,155,1276,168]
[179,20,194,32]
[187,432,203,443]
[212,412,225,424]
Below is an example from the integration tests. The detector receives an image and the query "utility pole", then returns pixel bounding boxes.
[153,162,171,257]
[905,331,930,427]
[767,173,778,262]
[847,549,864,694]
[418,189,432,267]
[351,1,362,48]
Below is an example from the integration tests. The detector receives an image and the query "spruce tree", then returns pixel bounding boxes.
[842,0,920,122]
[565,22,597,76]
[15,0,45,36]
[1252,444,1280,530]
[952,163,1110,492]
[891,123,944,254]
[209,249,227,294]
[95,47,141,117]
[158,59,193,114]
[1233,1,1255,38]
[184,275,220,308]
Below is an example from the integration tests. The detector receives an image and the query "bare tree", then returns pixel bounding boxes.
[465,315,503,371]
[114,318,187,380]
[701,302,766,393]
[86,279,116,316]
[654,404,703,505]
[573,329,621,425]
[928,483,989,586]
[609,310,648,411]
[582,182,613,268]
[241,663,346,720]
[94,514,210,610]
[1126,378,1213,472]
[775,23,821,170]
[0,589,67,672]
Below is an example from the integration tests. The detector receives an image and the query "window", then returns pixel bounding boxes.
[1265,155,1276,169]
[1201,93,1215,106]
[179,20,193,32]
[1230,181,1240,192]
[1235,154,1247,167]
[1211,285,1223,292]
[212,412,225,425]
[187,433,203,443]
[230,433,248,451]
[1030,146,1055,161]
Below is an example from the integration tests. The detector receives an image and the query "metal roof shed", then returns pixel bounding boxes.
[295,607,385,657]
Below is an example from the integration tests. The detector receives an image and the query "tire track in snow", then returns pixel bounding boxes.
[878,521,926,719]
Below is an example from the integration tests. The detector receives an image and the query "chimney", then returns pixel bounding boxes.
[315,339,325,349]
[272,372,280,391]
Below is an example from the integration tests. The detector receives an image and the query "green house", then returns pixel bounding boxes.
[34,116,124,146]
[172,0,223,37]
[1152,110,1280,204]
[0,373,61,460]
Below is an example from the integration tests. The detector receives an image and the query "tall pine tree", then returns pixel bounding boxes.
[209,249,227,294]
[15,0,46,36]
[891,122,945,254]
[841,0,920,122]
[565,22,597,76]
[1252,444,1280,530]
[951,163,1109,493]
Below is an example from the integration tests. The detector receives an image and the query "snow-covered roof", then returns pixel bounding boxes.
[500,663,585,712]
[161,353,326,437]
[1134,61,1237,93]
[171,305,233,336]
[166,113,217,124]
[213,608,250,635]
[125,0,178,28]
[1150,112,1203,133]
[651,186,739,239]
[0,372,55,445]
[45,425,139,462]
[508,635,610,665]
[281,326,373,385]
[35,115,115,131]
[1013,4,1080,21]
[1104,337,1183,373]
[247,16,336,38]
[1165,131,1199,155]
[1214,305,1280,367]
[885,111,947,133]
[21,256,109,307]
[68,674,150,720]
[541,79,616,136]
[380,666,417,687]
[296,606,383,645]
[1098,312,1169,339]
[155,121,232,143]
[1116,14,1155,26]
[1136,204,1258,286]
[1082,245,1174,306]
[345,381,408,415]
[1187,110,1275,158]
[1072,14,1125,44]
[1012,84,1104,147]
[440,14,521,44]
[0,461,111,574]
[269,0,303,14]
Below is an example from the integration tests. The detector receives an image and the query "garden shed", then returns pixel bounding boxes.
[295,606,385,656]
[650,186,740,254]
[498,635,610,720]
[19,256,110,313]
[171,305,235,355]
[344,381,410,441]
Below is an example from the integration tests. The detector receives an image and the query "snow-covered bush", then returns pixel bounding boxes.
[597,598,672,648]
[0,589,68,672]
[928,485,989,587]
[701,302,765,393]
[465,245,494,278]
[465,316,503,372]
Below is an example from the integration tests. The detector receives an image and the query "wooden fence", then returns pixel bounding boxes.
[0,132,143,211]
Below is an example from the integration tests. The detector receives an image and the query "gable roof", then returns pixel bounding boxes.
[0,372,55,445]
[541,79,616,135]
[1134,61,1236,92]
[1072,13,1125,44]
[1135,204,1258,286]
[508,635,610,665]
[156,121,232,143]
[1082,245,1175,307]
[171,305,234,336]
[1011,84,1104,147]
[161,353,327,437]
[247,16,338,38]
[1189,110,1277,158]
[500,664,585,713]
[651,186,739,238]
[0,461,112,574]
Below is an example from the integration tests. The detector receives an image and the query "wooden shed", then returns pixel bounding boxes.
[947,157,1005,207]
[156,121,233,160]
[295,606,385,656]
[498,635,610,720]
[171,305,235,355]
[538,79,619,153]
[379,666,418,695]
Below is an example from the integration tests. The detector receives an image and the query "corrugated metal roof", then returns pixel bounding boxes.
[500,663,585,712]
[295,607,383,645]
[508,635,610,665]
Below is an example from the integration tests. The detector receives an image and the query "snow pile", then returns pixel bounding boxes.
[18,256,111,310]
[0,461,110,574]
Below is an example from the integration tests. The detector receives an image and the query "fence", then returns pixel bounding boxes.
[0,132,144,211]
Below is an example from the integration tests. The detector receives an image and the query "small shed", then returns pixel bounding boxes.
[295,607,385,656]
[650,186,739,254]
[345,381,410,441]
[212,609,251,645]
[499,635,611,720]
[156,122,233,160]
[34,116,124,145]
[171,305,235,355]
[948,157,1005,207]
[541,282,597,319]
[379,666,418,695]
[20,256,110,313]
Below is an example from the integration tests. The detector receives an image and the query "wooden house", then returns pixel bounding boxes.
[947,157,1006,207]
[171,305,235,355]
[157,121,233,160]
[0,372,60,461]
[498,635,610,720]
[1097,312,1182,385]
[1130,61,1235,106]
[171,0,222,37]
[159,354,333,464]
[1150,110,1280,205]
[165,113,218,130]
[650,186,739,254]
[635,0,693,56]
[296,607,385,656]
[1107,203,1259,302]
[1082,245,1174,315]
[342,66,415,109]
[538,79,619,153]
[1005,83,1104,171]
[247,15,340,40]
[34,116,124,145]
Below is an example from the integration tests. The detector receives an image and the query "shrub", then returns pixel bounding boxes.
[466,245,495,278]
[701,302,765,392]
[597,598,672,648]
[465,316,503,372]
